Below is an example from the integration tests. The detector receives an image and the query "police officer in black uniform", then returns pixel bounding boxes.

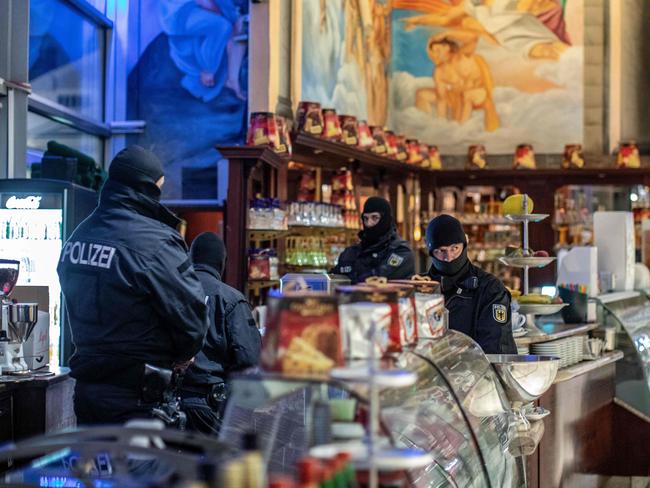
[425,214,517,354]
[180,232,262,434]
[58,145,209,425]
[333,197,415,284]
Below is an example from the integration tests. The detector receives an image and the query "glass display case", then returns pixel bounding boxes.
[220,331,520,487]
[596,293,650,417]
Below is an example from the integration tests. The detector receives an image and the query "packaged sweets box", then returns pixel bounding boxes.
[261,291,342,375]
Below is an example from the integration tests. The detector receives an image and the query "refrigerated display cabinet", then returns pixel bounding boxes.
[219,331,520,488]
[0,179,97,366]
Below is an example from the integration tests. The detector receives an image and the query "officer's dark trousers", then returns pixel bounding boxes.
[180,394,221,435]
[74,381,156,425]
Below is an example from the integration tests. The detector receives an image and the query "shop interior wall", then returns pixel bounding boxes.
[250,0,650,165]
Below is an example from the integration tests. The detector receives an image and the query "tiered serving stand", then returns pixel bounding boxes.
[498,195,568,334]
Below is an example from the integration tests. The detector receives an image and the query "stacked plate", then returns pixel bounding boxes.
[531,336,583,368]
[513,327,528,338]
[516,344,529,355]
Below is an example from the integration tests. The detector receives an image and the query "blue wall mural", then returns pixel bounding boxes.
[127,0,249,201]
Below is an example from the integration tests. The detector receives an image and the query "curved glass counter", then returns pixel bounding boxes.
[597,292,650,416]
[220,331,519,487]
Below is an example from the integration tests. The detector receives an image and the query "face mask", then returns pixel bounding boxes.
[360,213,393,248]
[431,246,468,276]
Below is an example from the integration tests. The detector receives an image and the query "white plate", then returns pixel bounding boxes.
[504,214,550,223]
[517,303,568,315]
[499,256,556,268]
[513,329,528,338]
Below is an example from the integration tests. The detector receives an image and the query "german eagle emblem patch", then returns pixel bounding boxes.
[493,304,507,323]
[388,253,404,267]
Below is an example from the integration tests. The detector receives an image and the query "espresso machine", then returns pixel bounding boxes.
[0,259,39,374]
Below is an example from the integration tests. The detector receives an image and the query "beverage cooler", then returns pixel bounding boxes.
[0,179,97,367]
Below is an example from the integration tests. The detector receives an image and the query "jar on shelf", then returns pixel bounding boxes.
[357,120,376,149]
[248,248,278,280]
[514,144,536,169]
[296,101,324,135]
[247,112,279,148]
[339,115,358,145]
[322,108,342,141]
[617,141,641,168]
[370,126,387,154]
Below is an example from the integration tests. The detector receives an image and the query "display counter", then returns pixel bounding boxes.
[219,328,631,487]
[221,332,519,487]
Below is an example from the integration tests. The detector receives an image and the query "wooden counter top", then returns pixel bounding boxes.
[0,367,70,391]
[515,322,599,345]
[554,350,623,384]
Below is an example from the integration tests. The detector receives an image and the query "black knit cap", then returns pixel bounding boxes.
[363,196,392,216]
[425,214,467,252]
[108,145,164,198]
[190,232,226,275]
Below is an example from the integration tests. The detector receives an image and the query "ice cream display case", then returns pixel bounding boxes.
[596,292,650,417]
[220,331,525,487]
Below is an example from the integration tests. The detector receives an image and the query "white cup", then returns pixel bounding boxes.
[512,311,526,329]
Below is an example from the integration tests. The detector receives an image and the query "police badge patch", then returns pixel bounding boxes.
[387,253,404,267]
[493,304,507,323]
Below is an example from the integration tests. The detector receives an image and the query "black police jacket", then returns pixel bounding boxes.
[332,231,415,284]
[57,181,209,385]
[183,264,261,388]
[429,262,517,355]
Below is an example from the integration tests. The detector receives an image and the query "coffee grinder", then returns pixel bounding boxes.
[0,259,39,374]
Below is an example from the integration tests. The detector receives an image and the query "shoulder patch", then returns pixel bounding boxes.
[493,304,507,324]
[387,253,404,267]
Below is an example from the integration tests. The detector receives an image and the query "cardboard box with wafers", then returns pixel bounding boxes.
[261,291,342,375]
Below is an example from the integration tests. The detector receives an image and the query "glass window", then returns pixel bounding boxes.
[27,112,103,177]
[29,0,105,120]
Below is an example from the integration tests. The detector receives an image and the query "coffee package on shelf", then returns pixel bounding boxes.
[261,291,342,375]
[514,144,536,169]
[338,302,393,359]
[390,277,446,339]
[336,284,405,353]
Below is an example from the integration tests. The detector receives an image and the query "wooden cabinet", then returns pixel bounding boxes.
[0,370,75,443]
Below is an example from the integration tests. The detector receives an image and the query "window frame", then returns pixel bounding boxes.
[27,0,112,164]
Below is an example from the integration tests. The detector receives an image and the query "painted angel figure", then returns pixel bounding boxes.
[160,0,246,102]
[395,0,572,61]
[415,30,500,131]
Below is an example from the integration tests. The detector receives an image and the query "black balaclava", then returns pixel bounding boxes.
[107,145,164,200]
[360,196,393,248]
[425,214,469,277]
[190,232,226,276]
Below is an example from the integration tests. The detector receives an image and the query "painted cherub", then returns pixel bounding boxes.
[415,30,500,132]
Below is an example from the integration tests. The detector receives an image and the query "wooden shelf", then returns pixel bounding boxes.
[246,279,280,290]
[426,166,650,188]
[291,132,434,175]
[218,145,288,170]
[247,228,289,241]
[287,225,359,236]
